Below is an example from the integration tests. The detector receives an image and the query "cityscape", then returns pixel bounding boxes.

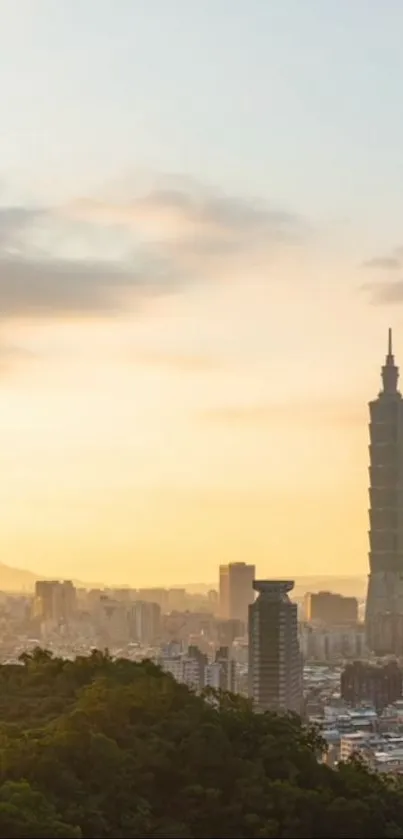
[3,3,403,836]
[3,333,403,779]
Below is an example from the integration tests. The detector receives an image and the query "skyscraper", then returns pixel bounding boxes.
[248,580,302,714]
[130,600,161,645]
[34,580,77,626]
[205,647,236,692]
[365,329,403,655]
[219,564,229,619]
[219,562,255,625]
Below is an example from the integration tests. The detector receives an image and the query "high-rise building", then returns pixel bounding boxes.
[248,580,302,714]
[219,562,255,625]
[99,596,129,644]
[341,660,403,711]
[205,648,236,692]
[34,580,77,626]
[365,330,403,655]
[304,591,358,625]
[34,581,57,621]
[58,580,77,623]
[186,645,208,690]
[129,600,161,645]
[219,565,229,619]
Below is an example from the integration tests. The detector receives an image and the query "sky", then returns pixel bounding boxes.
[0,1,402,585]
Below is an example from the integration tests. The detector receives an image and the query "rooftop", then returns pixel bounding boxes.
[253,580,294,597]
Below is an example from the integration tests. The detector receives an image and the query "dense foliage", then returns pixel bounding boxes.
[0,649,401,837]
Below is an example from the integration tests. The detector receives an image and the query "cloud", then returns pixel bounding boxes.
[200,400,364,428]
[366,280,403,305]
[0,176,305,323]
[362,256,401,271]
[69,183,304,258]
[0,206,45,248]
[0,253,174,320]
[137,186,300,236]
[361,248,403,304]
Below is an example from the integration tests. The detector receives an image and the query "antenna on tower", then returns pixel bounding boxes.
[381,327,399,394]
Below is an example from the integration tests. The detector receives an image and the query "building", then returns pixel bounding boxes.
[34,581,57,622]
[341,660,403,711]
[161,645,208,691]
[207,589,218,613]
[58,581,76,623]
[34,580,77,626]
[304,591,358,625]
[205,647,236,692]
[162,655,204,690]
[160,656,184,684]
[182,651,205,690]
[219,562,255,625]
[98,596,129,645]
[160,644,235,694]
[365,330,403,655]
[217,618,244,647]
[339,732,403,775]
[137,588,169,612]
[129,600,161,645]
[167,589,186,612]
[339,732,384,763]
[300,624,366,661]
[219,565,229,619]
[248,580,302,714]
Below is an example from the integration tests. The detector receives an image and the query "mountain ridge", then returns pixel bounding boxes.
[0,563,367,598]
[0,562,101,592]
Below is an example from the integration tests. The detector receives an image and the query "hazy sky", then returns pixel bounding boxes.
[0,1,402,585]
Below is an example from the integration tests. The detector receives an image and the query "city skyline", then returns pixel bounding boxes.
[0,3,403,584]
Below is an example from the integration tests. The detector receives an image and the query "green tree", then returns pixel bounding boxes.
[0,651,402,837]
[0,780,81,838]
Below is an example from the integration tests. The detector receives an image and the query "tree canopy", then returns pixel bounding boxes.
[0,648,401,837]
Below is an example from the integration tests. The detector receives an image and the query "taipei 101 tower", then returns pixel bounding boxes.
[365,329,403,655]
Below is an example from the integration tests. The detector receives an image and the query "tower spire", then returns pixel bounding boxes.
[382,327,399,394]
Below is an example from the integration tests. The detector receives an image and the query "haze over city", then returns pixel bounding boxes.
[4,6,403,835]
[0,1,402,585]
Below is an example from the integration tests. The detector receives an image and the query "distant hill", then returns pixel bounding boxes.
[0,566,368,599]
[290,576,367,600]
[186,576,367,599]
[0,562,39,593]
[0,562,101,593]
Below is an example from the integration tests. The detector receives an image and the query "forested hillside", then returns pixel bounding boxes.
[0,649,401,838]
